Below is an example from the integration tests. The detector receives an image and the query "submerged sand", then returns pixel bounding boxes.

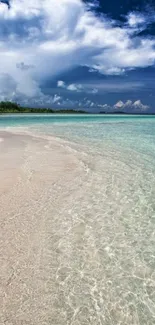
[0,130,155,325]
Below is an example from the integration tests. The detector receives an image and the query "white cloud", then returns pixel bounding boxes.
[67,83,82,91]
[57,80,98,94]
[127,12,146,27]
[114,100,124,109]
[0,74,63,107]
[132,99,149,112]
[127,11,155,30]
[57,80,65,88]
[57,80,83,91]
[56,98,149,112]
[53,94,61,103]
[114,99,149,112]
[0,0,154,103]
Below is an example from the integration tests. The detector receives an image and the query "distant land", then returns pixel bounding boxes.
[0,102,86,114]
[0,101,154,115]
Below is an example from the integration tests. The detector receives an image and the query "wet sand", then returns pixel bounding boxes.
[0,131,87,324]
[1,130,155,325]
[1,130,101,325]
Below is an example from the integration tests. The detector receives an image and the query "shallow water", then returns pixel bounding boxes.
[1,115,155,324]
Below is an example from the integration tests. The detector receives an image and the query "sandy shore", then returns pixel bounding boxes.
[0,130,87,324]
[1,129,155,325]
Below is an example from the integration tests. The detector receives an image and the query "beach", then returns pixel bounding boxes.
[1,117,155,324]
[0,130,87,324]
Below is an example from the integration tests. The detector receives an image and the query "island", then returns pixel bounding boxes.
[0,101,86,114]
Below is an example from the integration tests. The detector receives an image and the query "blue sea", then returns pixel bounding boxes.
[1,114,155,160]
[1,114,155,324]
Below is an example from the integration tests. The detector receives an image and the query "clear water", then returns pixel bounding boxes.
[2,114,155,163]
[1,114,155,324]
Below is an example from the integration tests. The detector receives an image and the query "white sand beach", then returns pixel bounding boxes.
[0,130,87,324]
[1,128,155,325]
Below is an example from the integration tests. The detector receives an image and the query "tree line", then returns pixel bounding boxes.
[0,101,86,114]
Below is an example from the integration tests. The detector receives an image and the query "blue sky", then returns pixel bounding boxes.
[0,0,155,112]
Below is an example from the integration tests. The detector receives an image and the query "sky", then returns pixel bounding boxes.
[0,0,155,112]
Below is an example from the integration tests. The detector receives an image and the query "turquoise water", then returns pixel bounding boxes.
[0,113,155,125]
[1,113,155,149]
[1,114,155,324]
[1,114,155,172]
[2,113,154,162]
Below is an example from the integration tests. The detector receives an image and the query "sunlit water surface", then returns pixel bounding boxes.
[1,114,155,324]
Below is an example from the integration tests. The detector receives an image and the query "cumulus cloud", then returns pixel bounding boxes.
[132,100,149,112]
[127,12,146,27]
[114,100,124,109]
[64,98,150,113]
[0,89,63,108]
[97,99,149,113]
[0,0,154,103]
[113,99,149,112]
[127,10,155,30]
[67,83,82,91]
[57,80,77,90]
[0,72,62,107]
[58,80,83,92]
[57,80,98,93]
[57,80,65,88]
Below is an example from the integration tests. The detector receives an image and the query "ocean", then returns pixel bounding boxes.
[1,114,155,324]
[1,114,155,163]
